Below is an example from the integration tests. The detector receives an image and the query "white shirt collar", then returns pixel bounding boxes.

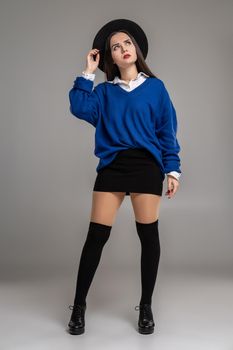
[107,71,149,84]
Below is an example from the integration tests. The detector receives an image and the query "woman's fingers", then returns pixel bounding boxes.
[165,176,179,199]
[87,49,99,60]
[90,48,99,56]
[85,49,100,72]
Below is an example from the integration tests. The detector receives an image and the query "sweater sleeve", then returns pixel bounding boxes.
[156,82,182,174]
[68,76,101,127]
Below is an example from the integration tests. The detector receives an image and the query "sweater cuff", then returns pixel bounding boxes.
[73,76,94,93]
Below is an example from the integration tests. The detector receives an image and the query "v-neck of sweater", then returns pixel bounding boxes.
[106,76,152,96]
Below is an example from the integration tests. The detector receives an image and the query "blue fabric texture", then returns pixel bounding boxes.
[69,76,182,178]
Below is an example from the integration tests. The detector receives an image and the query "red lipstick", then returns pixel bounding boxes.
[123,54,131,59]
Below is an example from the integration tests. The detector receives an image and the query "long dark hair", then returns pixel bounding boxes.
[103,30,158,81]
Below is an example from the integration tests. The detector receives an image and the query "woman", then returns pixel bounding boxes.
[67,19,182,335]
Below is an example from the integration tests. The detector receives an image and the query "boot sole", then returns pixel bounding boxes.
[138,326,154,334]
[68,327,85,335]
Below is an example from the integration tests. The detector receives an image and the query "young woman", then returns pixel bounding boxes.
[67,19,182,335]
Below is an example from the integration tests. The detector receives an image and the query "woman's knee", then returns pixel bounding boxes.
[85,221,113,246]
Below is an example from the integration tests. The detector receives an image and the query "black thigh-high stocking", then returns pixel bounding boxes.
[135,219,161,305]
[73,221,112,306]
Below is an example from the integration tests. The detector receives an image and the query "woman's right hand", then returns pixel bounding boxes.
[84,48,100,74]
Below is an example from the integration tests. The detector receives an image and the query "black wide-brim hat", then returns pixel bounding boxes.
[92,18,148,72]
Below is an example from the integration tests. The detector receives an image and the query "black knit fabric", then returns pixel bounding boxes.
[135,219,161,305]
[73,221,112,306]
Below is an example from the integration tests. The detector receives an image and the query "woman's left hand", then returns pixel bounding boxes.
[165,175,179,199]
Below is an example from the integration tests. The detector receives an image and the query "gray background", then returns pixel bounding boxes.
[0,0,232,349]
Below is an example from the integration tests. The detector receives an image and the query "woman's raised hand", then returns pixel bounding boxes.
[84,48,100,74]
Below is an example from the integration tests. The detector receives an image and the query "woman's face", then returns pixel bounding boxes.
[110,32,137,69]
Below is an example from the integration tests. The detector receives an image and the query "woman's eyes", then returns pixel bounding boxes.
[113,41,132,50]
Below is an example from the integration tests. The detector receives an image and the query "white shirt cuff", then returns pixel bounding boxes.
[82,71,96,81]
[166,171,181,181]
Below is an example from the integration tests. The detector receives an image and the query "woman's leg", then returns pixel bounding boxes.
[89,191,125,226]
[130,193,162,305]
[130,193,161,224]
[73,191,125,306]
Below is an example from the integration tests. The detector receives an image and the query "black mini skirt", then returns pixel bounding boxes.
[93,148,164,196]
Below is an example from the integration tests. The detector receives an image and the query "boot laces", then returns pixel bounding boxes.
[68,304,86,323]
[134,304,153,319]
[68,304,86,314]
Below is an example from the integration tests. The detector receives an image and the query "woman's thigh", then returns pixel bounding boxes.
[130,193,162,223]
[90,191,126,226]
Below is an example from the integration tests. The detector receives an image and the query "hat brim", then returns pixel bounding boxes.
[92,18,148,72]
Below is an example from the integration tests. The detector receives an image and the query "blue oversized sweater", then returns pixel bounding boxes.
[69,76,182,179]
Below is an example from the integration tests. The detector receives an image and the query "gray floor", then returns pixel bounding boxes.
[1,267,233,350]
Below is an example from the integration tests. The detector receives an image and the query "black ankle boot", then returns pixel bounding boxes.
[68,304,86,335]
[135,303,155,334]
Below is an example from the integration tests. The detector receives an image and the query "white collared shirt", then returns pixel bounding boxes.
[107,71,149,90]
[81,70,181,181]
